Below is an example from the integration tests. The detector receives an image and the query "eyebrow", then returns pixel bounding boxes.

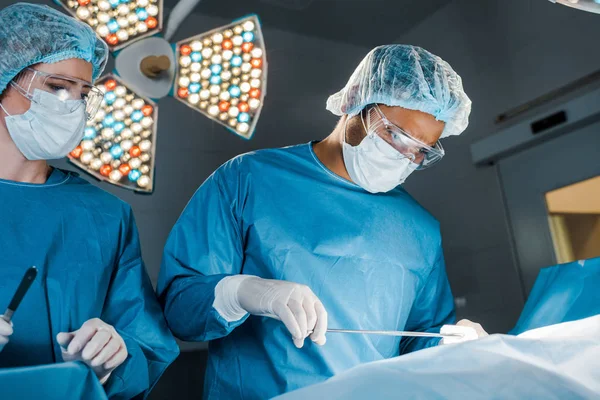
[46,75,93,88]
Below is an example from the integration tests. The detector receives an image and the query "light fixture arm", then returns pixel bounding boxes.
[164,0,202,41]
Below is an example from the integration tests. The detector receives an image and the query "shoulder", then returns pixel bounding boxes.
[214,144,309,180]
[224,144,307,170]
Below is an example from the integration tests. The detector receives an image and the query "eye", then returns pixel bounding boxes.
[48,84,67,92]
[386,128,401,141]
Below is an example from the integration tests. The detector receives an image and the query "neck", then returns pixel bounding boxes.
[313,115,353,182]
[0,126,50,184]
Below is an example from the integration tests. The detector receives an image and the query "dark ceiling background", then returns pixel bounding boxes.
[163,0,453,47]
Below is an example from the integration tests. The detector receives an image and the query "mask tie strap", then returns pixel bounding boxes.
[0,102,11,117]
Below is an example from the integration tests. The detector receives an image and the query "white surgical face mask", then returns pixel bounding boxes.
[342,116,417,193]
[0,89,87,161]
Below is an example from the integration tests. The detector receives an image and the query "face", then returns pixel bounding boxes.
[347,105,445,147]
[0,59,93,119]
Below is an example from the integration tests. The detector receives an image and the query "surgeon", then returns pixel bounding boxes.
[0,3,179,398]
[158,45,488,399]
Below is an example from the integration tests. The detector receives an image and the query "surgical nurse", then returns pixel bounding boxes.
[0,3,178,398]
[158,45,488,399]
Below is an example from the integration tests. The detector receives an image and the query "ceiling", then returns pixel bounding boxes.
[163,0,453,47]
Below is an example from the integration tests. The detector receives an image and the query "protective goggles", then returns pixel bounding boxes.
[364,105,445,170]
[10,68,104,120]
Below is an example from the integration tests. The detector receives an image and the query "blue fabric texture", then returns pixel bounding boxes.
[0,3,108,94]
[0,362,107,400]
[158,143,455,399]
[511,257,600,335]
[0,168,179,399]
[326,45,471,138]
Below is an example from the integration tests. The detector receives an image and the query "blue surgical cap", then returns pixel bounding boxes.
[0,3,108,95]
[326,45,472,138]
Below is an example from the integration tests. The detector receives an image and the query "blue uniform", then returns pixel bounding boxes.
[0,168,179,399]
[158,143,455,399]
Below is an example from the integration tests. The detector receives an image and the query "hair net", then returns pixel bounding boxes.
[326,45,472,138]
[0,3,108,95]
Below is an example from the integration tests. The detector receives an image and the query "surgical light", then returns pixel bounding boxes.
[174,16,267,139]
[69,74,158,193]
[55,0,164,50]
[54,0,267,193]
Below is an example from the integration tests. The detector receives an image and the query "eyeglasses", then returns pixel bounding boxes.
[365,105,445,170]
[10,68,104,120]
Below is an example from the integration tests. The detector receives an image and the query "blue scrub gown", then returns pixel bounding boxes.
[0,168,179,399]
[158,143,455,400]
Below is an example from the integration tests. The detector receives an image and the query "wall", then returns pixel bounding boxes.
[393,0,600,333]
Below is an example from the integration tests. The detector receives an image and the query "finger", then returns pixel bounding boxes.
[303,298,317,335]
[82,329,112,361]
[273,303,302,345]
[68,324,98,355]
[310,300,328,346]
[456,320,488,337]
[91,337,121,368]
[288,298,308,342]
[0,320,13,336]
[104,346,128,370]
[475,324,489,337]
[56,332,75,350]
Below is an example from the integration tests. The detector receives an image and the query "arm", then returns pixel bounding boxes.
[157,164,249,342]
[399,249,455,354]
[101,207,180,399]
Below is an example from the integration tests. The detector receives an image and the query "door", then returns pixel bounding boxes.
[498,119,600,296]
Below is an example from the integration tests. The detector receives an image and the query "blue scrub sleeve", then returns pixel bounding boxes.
[157,164,249,342]
[399,250,455,354]
[101,207,179,400]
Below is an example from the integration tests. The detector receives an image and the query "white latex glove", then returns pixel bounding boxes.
[440,319,489,345]
[56,318,128,384]
[0,317,13,352]
[215,275,328,348]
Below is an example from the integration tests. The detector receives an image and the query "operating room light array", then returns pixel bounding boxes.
[53,2,267,192]
[174,16,267,139]
[57,0,162,50]
[69,75,158,192]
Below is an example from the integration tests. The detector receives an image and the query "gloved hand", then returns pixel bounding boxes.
[57,318,128,384]
[0,317,13,352]
[440,319,489,345]
[215,275,328,348]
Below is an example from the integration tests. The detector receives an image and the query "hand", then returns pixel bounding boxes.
[57,318,127,384]
[440,319,489,345]
[235,276,328,348]
[0,317,13,352]
[457,319,488,338]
